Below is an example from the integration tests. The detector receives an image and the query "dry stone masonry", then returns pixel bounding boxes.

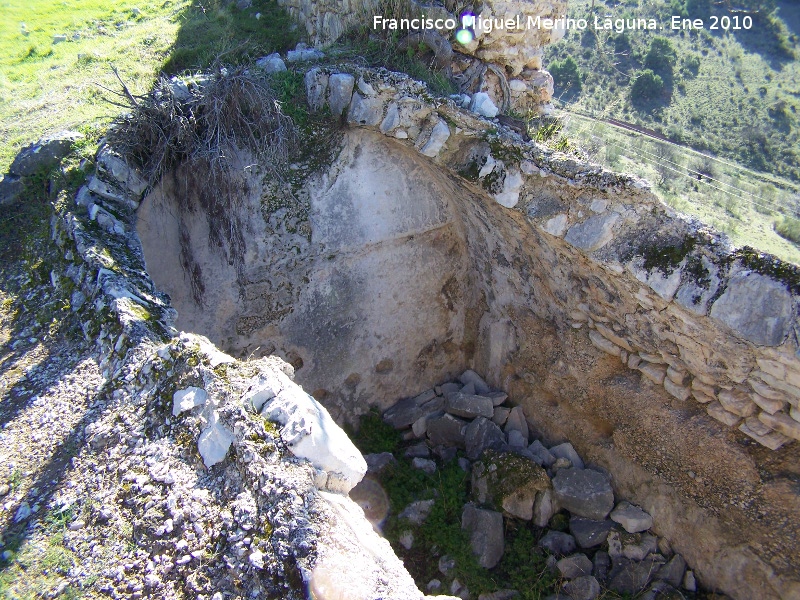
[135,63,800,599]
[296,63,800,453]
[277,0,565,115]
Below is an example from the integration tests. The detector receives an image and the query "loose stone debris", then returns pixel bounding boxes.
[358,370,711,600]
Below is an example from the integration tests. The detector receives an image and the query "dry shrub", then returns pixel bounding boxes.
[107,67,298,303]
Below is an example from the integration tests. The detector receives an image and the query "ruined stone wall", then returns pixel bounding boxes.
[132,64,800,599]
[277,0,567,114]
[292,67,800,599]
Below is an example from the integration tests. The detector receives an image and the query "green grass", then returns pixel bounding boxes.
[561,111,800,265]
[0,0,299,174]
[546,0,799,183]
[349,412,562,599]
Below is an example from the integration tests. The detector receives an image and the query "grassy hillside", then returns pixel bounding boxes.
[0,0,299,173]
[545,0,799,182]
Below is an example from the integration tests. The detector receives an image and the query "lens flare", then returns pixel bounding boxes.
[455,28,474,45]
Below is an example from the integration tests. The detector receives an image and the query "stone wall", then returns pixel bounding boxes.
[132,65,800,599]
[277,0,567,114]
[293,67,800,599]
[43,139,444,600]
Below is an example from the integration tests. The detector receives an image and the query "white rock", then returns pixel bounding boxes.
[420,119,451,157]
[249,549,265,569]
[255,53,286,73]
[261,375,367,493]
[470,92,499,118]
[197,411,234,468]
[494,168,523,208]
[242,371,281,413]
[172,386,208,416]
[543,214,569,237]
[610,501,653,533]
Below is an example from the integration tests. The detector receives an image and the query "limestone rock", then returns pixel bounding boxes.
[655,554,686,588]
[172,386,208,416]
[718,389,757,418]
[0,174,23,207]
[537,530,576,556]
[610,501,653,533]
[621,533,658,560]
[348,92,385,126]
[503,406,529,445]
[305,68,329,112]
[563,575,601,600]
[564,213,619,252]
[706,401,741,427]
[328,73,356,117]
[533,488,558,527]
[758,411,800,441]
[399,499,435,525]
[486,391,509,406]
[9,131,83,177]
[739,418,790,450]
[709,272,792,346]
[589,330,621,356]
[96,148,148,197]
[588,554,608,583]
[529,440,556,467]
[608,557,658,595]
[464,417,507,460]
[639,363,667,385]
[569,516,615,549]
[494,168,523,209]
[472,450,551,520]
[286,44,324,62]
[460,370,491,394]
[364,452,395,474]
[261,383,367,493]
[470,92,499,118]
[197,411,234,468]
[384,392,442,429]
[420,119,450,158]
[445,392,494,419]
[557,553,593,579]
[492,406,510,426]
[255,53,286,73]
[462,504,505,568]
[412,457,437,474]
[550,442,584,470]
[664,378,691,402]
[241,371,280,412]
[427,413,468,448]
[552,468,615,520]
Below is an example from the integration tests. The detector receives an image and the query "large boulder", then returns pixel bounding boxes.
[461,504,505,568]
[383,389,440,428]
[464,417,507,460]
[427,413,468,448]
[445,391,494,419]
[9,131,83,177]
[569,516,615,549]
[472,449,550,520]
[552,468,615,520]
[709,271,793,346]
[260,376,367,493]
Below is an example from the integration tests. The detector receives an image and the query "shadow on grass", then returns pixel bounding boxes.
[160,0,301,74]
